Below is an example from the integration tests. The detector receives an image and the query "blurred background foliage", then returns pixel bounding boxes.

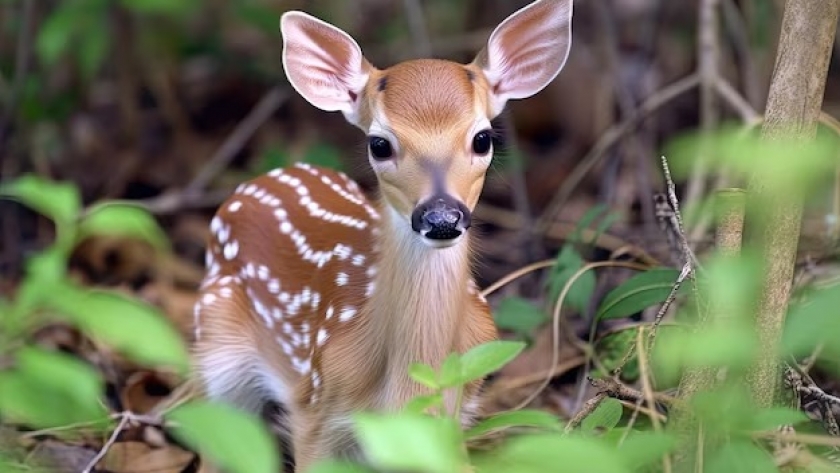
[3,0,840,471]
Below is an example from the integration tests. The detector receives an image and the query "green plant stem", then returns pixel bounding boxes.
[746,0,840,409]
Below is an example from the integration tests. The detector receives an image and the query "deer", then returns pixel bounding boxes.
[191,0,573,470]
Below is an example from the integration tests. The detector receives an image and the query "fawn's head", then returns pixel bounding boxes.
[281,0,572,248]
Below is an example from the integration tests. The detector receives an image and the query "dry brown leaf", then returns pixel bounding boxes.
[29,439,98,473]
[100,441,194,473]
[121,371,181,414]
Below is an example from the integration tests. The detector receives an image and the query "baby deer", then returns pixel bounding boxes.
[192,0,572,470]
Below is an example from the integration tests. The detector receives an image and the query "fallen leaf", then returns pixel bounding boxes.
[121,371,180,414]
[100,441,194,473]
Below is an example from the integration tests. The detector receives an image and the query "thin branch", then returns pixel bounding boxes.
[535,73,700,234]
[647,262,692,350]
[715,79,761,124]
[661,156,701,271]
[81,414,131,473]
[185,87,289,195]
[0,0,35,160]
[515,261,649,410]
[684,0,722,214]
[480,259,555,298]
[401,0,432,58]
[564,393,607,433]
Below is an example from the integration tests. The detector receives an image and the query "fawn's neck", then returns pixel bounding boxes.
[366,205,472,380]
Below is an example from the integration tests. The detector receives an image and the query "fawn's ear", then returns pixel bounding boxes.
[281,11,372,124]
[473,0,573,116]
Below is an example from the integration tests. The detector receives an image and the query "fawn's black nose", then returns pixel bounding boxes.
[411,195,471,241]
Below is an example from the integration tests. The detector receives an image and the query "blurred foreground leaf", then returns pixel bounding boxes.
[0,347,107,429]
[473,434,629,473]
[0,175,81,229]
[48,285,188,373]
[167,401,279,473]
[80,202,170,251]
[355,413,465,473]
[465,410,562,439]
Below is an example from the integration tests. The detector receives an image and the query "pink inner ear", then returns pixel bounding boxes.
[483,0,572,103]
[281,12,369,115]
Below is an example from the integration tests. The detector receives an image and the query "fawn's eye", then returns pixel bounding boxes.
[368,136,394,160]
[472,130,492,155]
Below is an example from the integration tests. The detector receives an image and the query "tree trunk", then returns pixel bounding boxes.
[746,0,840,409]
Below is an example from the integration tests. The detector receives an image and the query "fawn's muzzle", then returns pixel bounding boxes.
[411,195,471,241]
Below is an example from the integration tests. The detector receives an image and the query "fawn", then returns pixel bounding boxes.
[192,0,572,470]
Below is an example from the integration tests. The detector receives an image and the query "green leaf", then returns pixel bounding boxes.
[404,394,444,415]
[408,363,439,389]
[594,330,639,381]
[1,175,81,226]
[784,285,840,362]
[77,27,109,79]
[79,201,170,251]
[571,204,607,243]
[596,268,682,321]
[616,431,677,470]
[459,341,526,384]
[749,407,808,431]
[438,353,463,388]
[48,284,188,373]
[36,5,80,66]
[705,439,778,473]
[580,398,623,433]
[493,297,548,337]
[7,247,69,329]
[0,346,107,429]
[465,410,561,439]
[354,413,466,473]
[167,401,279,473]
[654,321,757,386]
[547,245,595,312]
[472,433,629,473]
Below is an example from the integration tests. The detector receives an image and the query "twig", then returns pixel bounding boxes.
[185,87,289,195]
[564,393,606,433]
[401,0,432,58]
[755,431,840,449]
[565,376,673,433]
[475,205,661,266]
[499,110,543,285]
[480,259,555,298]
[592,0,658,232]
[138,187,233,215]
[0,0,35,161]
[535,73,700,234]
[661,156,701,271]
[485,356,586,400]
[715,75,761,124]
[137,88,288,215]
[647,262,692,351]
[684,0,721,217]
[638,327,673,473]
[81,413,131,473]
[515,260,649,410]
